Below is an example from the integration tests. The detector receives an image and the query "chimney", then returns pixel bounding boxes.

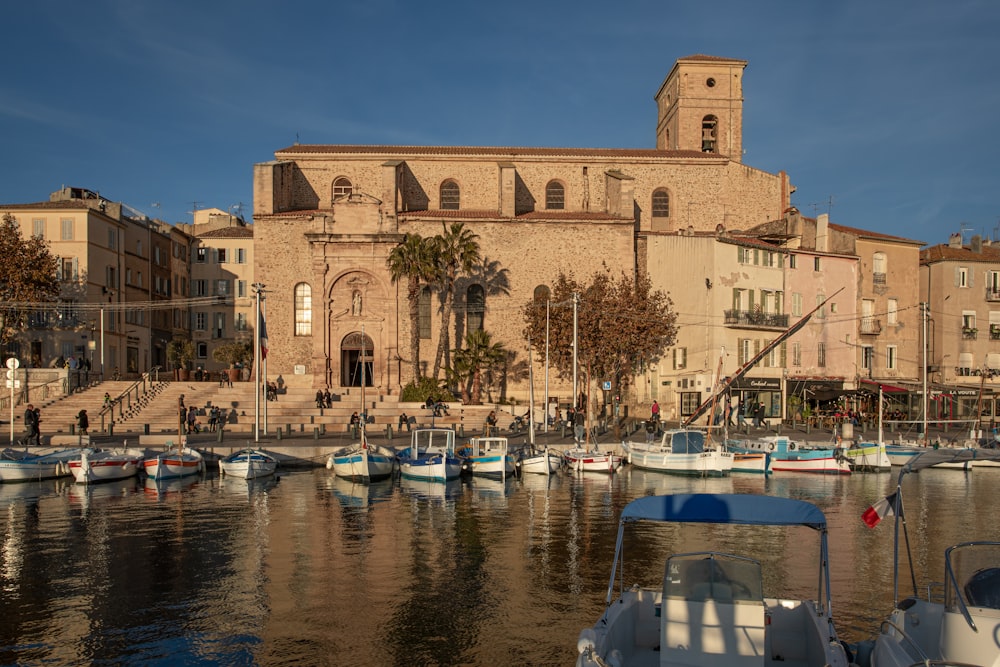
[949,233,963,248]
[971,234,983,253]
[816,214,829,253]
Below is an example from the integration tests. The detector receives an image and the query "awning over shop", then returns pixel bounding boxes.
[859,378,910,393]
[786,379,848,401]
[732,376,781,391]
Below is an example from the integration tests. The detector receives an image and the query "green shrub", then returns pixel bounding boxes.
[400,377,455,403]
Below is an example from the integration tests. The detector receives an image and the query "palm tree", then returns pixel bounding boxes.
[431,222,481,380]
[387,234,436,382]
[452,329,506,405]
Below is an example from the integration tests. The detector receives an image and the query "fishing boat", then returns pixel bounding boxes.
[563,446,623,474]
[625,429,733,476]
[325,329,396,483]
[397,428,463,482]
[843,441,891,471]
[576,493,853,667]
[730,448,772,474]
[731,435,851,474]
[460,436,516,480]
[143,445,204,480]
[519,444,562,475]
[68,446,146,484]
[219,448,278,479]
[0,447,83,482]
[857,448,1000,667]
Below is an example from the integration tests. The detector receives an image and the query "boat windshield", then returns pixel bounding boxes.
[945,542,1000,612]
[670,431,705,454]
[664,553,763,603]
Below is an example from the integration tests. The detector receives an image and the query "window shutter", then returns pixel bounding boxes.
[955,267,961,287]
[72,258,79,280]
[970,270,975,287]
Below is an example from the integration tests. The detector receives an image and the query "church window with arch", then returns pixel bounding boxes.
[440,180,460,210]
[652,189,670,218]
[545,181,565,210]
[294,282,312,336]
[332,177,353,200]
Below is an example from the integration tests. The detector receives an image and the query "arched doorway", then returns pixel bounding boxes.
[341,331,374,387]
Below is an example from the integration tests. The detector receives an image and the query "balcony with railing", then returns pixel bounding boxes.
[860,317,882,335]
[963,327,978,340]
[988,287,1000,302]
[723,309,789,329]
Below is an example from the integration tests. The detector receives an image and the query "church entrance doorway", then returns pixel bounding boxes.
[341,331,374,387]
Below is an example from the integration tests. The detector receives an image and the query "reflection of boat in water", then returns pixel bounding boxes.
[143,474,201,497]
[399,475,463,501]
[329,475,394,508]
[66,477,141,506]
[0,478,65,504]
[218,474,279,499]
[468,475,514,503]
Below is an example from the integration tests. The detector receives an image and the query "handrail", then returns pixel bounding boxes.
[98,368,161,430]
[0,377,68,411]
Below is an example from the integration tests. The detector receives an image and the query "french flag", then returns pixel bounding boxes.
[259,311,269,360]
[862,492,901,528]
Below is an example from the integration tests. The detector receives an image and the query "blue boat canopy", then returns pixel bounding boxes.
[621,493,827,530]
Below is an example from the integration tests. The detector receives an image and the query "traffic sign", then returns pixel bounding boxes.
[5,357,19,370]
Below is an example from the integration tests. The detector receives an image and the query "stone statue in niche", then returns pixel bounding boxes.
[352,291,362,317]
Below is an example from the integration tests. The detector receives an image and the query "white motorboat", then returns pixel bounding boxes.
[143,446,204,480]
[625,429,733,476]
[69,446,146,484]
[843,441,891,471]
[564,446,622,474]
[326,429,396,482]
[519,445,562,475]
[576,493,852,667]
[732,435,851,474]
[859,448,1000,667]
[397,428,463,482]
[220,448,278,479]
[460,436,516,480]
[0,447,83,482]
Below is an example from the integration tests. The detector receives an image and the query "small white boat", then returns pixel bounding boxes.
[69,446,146,484]
[860,448,1000,667]
[397,428,463,482]
[460,436,516,480]
[143,446,204,480]
[732,435,851,474]
[326,428,396,482]
[219,448,278,479]
[625,429,733,476]
[0,447,83,482]
[576,493,852,667]
[519,445,562,475]
[564,446,622,474]
[843,441,891,471]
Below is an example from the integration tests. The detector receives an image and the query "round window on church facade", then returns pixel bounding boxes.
[706,77,716,88]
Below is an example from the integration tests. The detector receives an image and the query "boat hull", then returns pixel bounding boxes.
[467,454,517,479]
[627,446,733,476]
[520,452,562,475]
[143,448,204,479]
[844,442,892,471]
[220,449,278,480]
[69,449,144,484]
[0,449,82,482]
[398,455,463,482]
[769,455,851,474]
[564,449,622,473]
[731,451,771,474]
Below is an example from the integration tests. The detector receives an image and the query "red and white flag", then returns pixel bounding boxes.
[862,492,900,528]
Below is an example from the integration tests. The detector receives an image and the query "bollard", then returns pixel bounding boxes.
[313,427,319,440]
[286,424,291,434]
[300,424,304,432]
[386,424,392,439]
[70,424,76,435]
[561,423,567,438]
[144,424,150,435]
[459,424,464,438]
[311,415,315,423]
[217,428,224,443]
[806,420,811,434]
[276,428,282,440]
[109,423,114,436]
[321,423,326,435]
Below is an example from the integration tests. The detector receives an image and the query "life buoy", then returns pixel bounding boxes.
[789,443,796,451]
[768,443,775,452]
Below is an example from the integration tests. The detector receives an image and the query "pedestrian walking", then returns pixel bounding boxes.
[77,409,89,434]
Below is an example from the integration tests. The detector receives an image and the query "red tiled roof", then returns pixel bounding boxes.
[1,200,91,210]
[274,144,725,160]
[197,226,253,239]
[828,222,924,246]
[921,243,1000,263]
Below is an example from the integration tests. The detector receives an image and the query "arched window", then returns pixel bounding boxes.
[545,181,565,210]
[702,116,718,153]
[533,285,550,302]
[873,252,887,285]
[418,287,432,339]
[440,180,460,210]
[294,283,312,336]
[332,177,353,200]
[652,189,670,218]
[467,284,485,332]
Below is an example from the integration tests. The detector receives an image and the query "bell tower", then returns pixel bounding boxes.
[654,55,747,163]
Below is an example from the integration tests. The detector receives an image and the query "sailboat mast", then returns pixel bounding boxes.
[528,340,535,446]
[572,292,578,414]
[543,298,550,433]
[361,324,366,439]
[921,301,928,443]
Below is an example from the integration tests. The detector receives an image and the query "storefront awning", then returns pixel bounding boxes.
[859,378,910,393]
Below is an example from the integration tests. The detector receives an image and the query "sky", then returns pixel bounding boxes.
[2,0,999,246]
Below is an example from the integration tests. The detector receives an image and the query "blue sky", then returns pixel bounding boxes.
[2,0,998,245]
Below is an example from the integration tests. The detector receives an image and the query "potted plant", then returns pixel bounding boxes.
[166,338,195,381]
[212,340,253,382]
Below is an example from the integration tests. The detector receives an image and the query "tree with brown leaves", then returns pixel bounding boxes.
[0,213,59,355]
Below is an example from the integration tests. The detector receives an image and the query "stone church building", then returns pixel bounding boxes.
[252,54,794,401]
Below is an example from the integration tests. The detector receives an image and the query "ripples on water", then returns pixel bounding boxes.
[0,465,995,665]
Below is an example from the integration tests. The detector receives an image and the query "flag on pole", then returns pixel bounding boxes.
[862,492,900,528]
[259,310,269,360]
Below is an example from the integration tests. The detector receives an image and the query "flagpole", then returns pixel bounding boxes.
[262,295,268,436]
[543,299,549,433]
[252,283,264,443]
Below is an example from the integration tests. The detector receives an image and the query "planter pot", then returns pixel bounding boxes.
[177,369,191,381]
[226,368,241,383]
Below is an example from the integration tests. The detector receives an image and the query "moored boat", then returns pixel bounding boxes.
[563,446,622,474]
[143,446,204,480]
[518,445,562,475]
[220,448,278,479]
[625,429,733,476]
[460,436,516,480]
[843,441,891,471]
[731,449,772,474]
[0,447,83,482]
[576,493,852,667]
[326,429,395,482]
[731,435,850,474]
[397,428,463,482]
[69,446,146,484]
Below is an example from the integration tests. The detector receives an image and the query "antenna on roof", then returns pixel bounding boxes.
[960,222,972,244]
[808,196,834,216]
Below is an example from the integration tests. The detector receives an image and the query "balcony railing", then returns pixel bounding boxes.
[988,288,1000,302]
[963,327,978,340]
[723,309,789,329]
[860,317,882,335]
[872,272,886,286]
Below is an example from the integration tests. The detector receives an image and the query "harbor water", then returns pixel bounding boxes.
[1,464,996,665]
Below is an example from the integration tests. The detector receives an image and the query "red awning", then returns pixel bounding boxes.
[859,378,909,393]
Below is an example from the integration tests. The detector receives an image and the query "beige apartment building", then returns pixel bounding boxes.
[253,54,796,403]
[920,233,1000,422]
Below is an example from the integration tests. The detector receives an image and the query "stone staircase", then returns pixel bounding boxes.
[5,380,138,438]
